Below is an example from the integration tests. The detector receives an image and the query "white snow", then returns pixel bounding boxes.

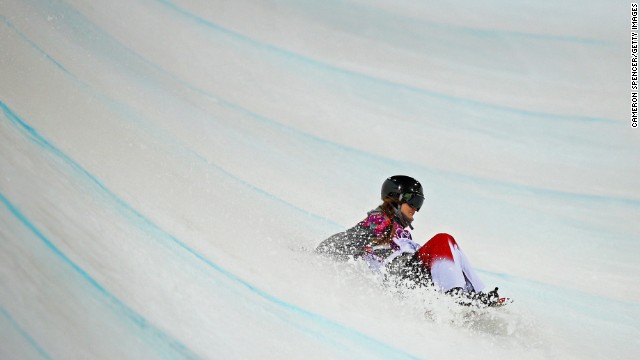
[0,0,638,359]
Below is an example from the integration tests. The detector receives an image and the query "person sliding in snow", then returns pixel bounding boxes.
[315,175,503,307]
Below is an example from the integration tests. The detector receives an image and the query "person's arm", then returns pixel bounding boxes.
[315,224,372,260]
[315,211,389,260]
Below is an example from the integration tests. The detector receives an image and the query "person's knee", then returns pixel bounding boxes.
[430,233,455,244]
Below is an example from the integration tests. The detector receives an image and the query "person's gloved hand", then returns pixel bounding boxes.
[486,287,500,305]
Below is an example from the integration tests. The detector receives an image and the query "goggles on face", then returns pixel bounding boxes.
[401,192,424,211]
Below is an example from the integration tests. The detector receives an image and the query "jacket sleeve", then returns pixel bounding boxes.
[315,211,390,261]
[315,224,374,261]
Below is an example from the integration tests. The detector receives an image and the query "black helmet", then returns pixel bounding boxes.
[381,175,425,211]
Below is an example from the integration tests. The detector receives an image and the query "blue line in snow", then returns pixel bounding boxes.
[0,100,420,358]
[5,5,631,210]
[0,304,52,360]
[153,0,614,123]
[0,192,199,359]
[302,0,610,45]
[203,91,640,208]
[0,15,73,77]
[0,12,343,231]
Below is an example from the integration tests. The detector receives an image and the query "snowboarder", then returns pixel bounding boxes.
[315,175,503,307]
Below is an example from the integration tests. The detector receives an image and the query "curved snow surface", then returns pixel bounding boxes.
[1,0,638,359]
